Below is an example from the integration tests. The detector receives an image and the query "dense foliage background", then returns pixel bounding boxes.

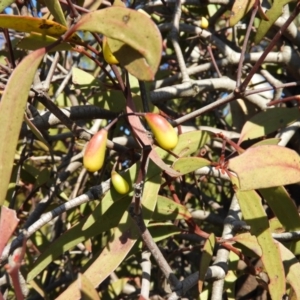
[1,0,300,299]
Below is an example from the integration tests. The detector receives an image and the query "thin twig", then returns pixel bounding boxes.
[169,0,190,82]
[236,2,258,87]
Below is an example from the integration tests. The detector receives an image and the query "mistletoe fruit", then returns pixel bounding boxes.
[111,171,129,194]
[200,17,209,29]
[83,129,108,172]
[102,36,119,65]
[144,113,178,150]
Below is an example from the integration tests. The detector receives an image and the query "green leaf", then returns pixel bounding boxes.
[146,223,181,242]
[254,0,296,44]
[239,108,300,143]
[172,157,210,175]
[44,0,67,26]
[16,33,72,52]
[99,278,129,299]
[153,195,192,221]
[260,186,300,232]
[233,232,262,257]
[71,7,162,80]
[251,138,281,147]
[157,130,211,163]
[72,67,97,86]
[0,15,80,43]
[235,189,285,299]
[229,0,255,27]
[277,241,300,299]
[260,186,300,254]
[228,145,300,190]
[107,37,156,81]
[78,273,100,300]
[199,233,215,293]
[0,48,46,206]
[0,0,14,13]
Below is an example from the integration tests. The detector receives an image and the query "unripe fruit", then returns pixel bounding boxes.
[144,113,178,150]
[103,36,119,65]
[200,17,209,29]
[83,129,108,172]
[111,171,129,194]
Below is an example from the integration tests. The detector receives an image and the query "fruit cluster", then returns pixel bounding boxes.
[83,113,178,193]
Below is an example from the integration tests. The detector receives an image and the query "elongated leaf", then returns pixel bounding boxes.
[99,278,129,299]
[277,241,300,299]
[229,145,300,190]
[146,223,181,241]
[78,273,100,300]
[0,0,14,13]
[252,138,280,147]
[56,162,161,299]
[0,48,46,206]
[224,251,239,299]
[260,186,300,232]
[44,0,67,26]
[153,195,192,220]
[72,67,97,86]
[232,232,262,257]
[71,7,162,80]
[172,157,210,175]
[17,33,72,52]
[235,189,285,299]
[107,38,155,81]
[229,0,255,27]
[0,15,79,42]
[254,0,296,44]
[199,233,215,293]
[239,108,300,143]
[0,207,19,256]
[260,186,300,254]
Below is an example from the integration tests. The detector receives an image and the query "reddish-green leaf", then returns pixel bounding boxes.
[0,48,46,206]
[229,145,300,190]
[71,7,162,80]
[235,189,285,299]
[0,207,19,256]
[239,108,300,143]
